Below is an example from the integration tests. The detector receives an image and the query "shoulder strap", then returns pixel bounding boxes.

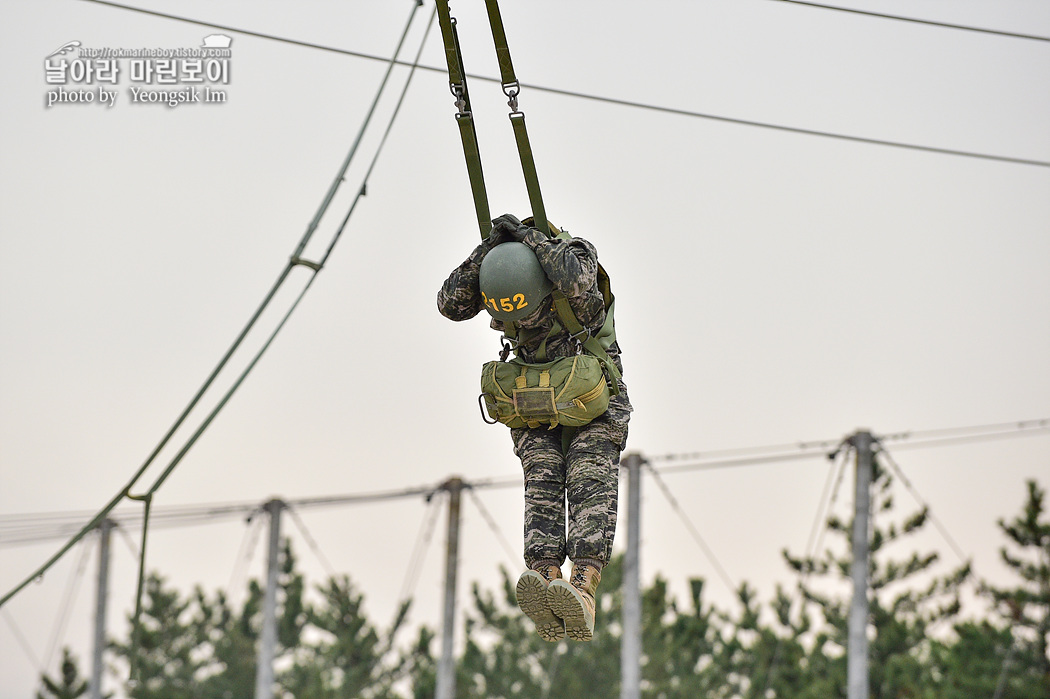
[435,1,492,239]
[482,0,548,234]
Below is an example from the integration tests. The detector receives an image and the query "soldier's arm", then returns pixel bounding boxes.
[521,230,598,299]
[437,243,488,321]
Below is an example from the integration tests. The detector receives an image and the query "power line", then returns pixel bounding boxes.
[78,0,1050,169]
[2,608,43,673]
[0,0,429,612]
[651,419,1050,474]
[398,495,443,607]
[4,419,1045,547]
[762,0,1050,42]
[644,460,738,596]
[466,489,520,570]
[876,445,969,565]
[285,506,338,581]
[44,539,93,673]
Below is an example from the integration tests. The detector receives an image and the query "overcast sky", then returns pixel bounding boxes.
[2,1,1048,696]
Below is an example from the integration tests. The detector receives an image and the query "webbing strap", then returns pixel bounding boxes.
[510,113,548,236]
[436,0,492,239]
[482,0,549,236]
[483,0,516,86]
[435,1,463,86]
[551,291,622,394]
[456,113,492,238]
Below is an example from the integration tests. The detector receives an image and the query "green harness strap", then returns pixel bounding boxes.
[435,0,491,239]
[482,0,549,235]
[503,226,622,396]
[435,0,548,238]
[434,2,619,397]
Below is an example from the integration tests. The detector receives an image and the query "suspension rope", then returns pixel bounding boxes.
[285,506,338,581]
[466,488,520,569]
[44,537,93,673]
[2,608,43,673]
[762,0,1050,42]
[436,0,550,237]
[643,461,737,595]
[397,492,444,611]
[875,443,969,565]
[226,508,265,599]
[761,445,849,695]
[80,0,1050,169]
[0,0,425,614]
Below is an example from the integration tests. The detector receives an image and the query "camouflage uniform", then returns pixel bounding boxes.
[437,223,632,570]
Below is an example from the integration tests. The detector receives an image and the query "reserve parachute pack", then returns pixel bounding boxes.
[479,220,620,429]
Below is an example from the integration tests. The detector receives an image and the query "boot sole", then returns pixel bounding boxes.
[516,572,565,642]
[546,580,594,642]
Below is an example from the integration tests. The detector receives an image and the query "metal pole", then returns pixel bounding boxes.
[848,431,873,699]
[621,453,643,699]
[89,518,113,699]
[435,477,464,699]
[255,499,283,699]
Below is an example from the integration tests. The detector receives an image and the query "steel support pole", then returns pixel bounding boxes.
[621,453,643,699]
[255,499,283,699]
[848,431,873,699]
[435,478,464,699]
[89,518,113,699]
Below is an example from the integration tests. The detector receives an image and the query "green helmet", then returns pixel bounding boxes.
[479,242,553,322]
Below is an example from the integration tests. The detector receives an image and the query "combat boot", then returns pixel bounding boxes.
[515,561,564,642]
[546,560,601,641]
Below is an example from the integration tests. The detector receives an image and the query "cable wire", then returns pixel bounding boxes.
[466,488,520,570]
[0,0,425,613]
[875,444,969,565]
[643,461,738,595]
[2,608,43,673]
[44,538,93,673]
[78,0,1050,169]
[285,506,338,581]
[398,492,443,607]
[762,0,1050,42]
[762,446,849,695]
[226,509,265,598]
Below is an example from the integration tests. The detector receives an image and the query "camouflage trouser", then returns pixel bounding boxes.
[510,384,632,568]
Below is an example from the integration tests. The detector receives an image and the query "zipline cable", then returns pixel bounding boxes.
[78,0,1050,169]
[0,0,425,613]
[762,0,1050,42]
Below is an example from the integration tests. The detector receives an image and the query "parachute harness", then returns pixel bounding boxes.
[435,0,549,239]
[435,1,622,405]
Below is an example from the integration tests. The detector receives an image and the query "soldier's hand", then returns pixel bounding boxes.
[490,213,527,244]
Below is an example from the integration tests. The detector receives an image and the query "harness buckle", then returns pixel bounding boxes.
[499,336,514,362]
[503,82,520,112]
[451,85,468,115]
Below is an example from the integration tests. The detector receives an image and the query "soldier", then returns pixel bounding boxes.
[437,214,632,642]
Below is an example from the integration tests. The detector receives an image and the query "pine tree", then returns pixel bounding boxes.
[36,647,89,699]
[782,453,969,698]
[982,479,1050,697]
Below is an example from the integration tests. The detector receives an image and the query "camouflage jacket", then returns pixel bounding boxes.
[437,230,624,372]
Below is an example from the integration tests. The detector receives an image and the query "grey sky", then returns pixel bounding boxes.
[2,1,1048,696]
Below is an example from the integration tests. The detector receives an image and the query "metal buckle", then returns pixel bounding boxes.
[499,337,514,362]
